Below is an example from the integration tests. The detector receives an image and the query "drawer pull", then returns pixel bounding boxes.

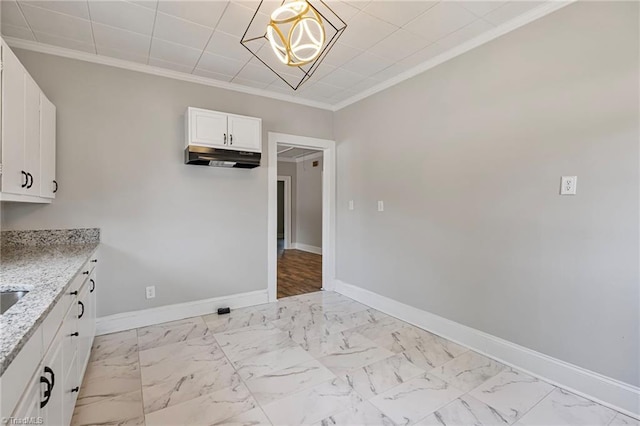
[70,291,78,296]
[53,180,58,193]
[21,171,28,188]
[82,271,89,275]
[90,279,96,293]
[40,366,55,408]
[26,172,33,189]
[78,301,85,319]
[70,332,79,337]
[71,387,79,393]
[90,259,98,263]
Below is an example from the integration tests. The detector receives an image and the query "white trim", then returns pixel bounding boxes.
[277,175,292,249]
[332,0,576,111]
[268,132,336,302]
[4,2,573,113]
[0,192,53,203]
[3,37,333,111]
[334,280,640,419]
[277,151,324,163]
[95,289,268,335]
[291,243,322,255]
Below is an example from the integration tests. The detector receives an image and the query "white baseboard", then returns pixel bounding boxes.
[334,280,640,419]
[96,289,269,336]
[291,243,322,255]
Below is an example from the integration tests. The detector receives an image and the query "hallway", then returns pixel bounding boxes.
[277,242,322,298]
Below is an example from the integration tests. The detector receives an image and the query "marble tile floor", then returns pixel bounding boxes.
[71,291,638,426]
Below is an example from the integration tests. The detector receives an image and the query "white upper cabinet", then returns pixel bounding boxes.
[0,39,56,203]
[1,41,27,195]
[40,95,57,198]
[186,107,261,153]
[228,114,261,152]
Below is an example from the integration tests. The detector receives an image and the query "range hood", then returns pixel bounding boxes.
[185,145,261,169]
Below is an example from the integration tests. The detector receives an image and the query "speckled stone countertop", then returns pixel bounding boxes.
[0,229,99,376]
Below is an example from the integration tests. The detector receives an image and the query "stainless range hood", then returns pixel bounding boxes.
[184,145,261,169]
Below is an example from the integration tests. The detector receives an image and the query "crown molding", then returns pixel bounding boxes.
[3,37,335,111]
[331,0,576,111]
[4,0,575,114]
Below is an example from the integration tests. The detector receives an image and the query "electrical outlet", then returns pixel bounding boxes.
[348,200,354,210]
[377,201,384,212]
[560,176,577,195]
[146,286,156,299]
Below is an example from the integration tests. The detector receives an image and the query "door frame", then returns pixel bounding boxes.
[277,175,292,249]
[268,132,336,302]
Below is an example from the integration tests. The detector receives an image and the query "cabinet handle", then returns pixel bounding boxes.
[230,134,233,145]
[26,173,33,189]
[78,301,85,319]
[90,259,98,263]
[82,271,90,275]
[71,387,79,393]
[45,366,55,389]
[90,279,96,293]
[53,180,58,193]
[40,376,51,408]
[21,171,28,188]
[70,332,79,337]
[223,133,227,144]
[40,366,55,408]
[70,291,78,296]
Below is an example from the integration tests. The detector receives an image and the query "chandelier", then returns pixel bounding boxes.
[241,0,347,90]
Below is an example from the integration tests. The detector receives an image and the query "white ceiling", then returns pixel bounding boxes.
[277,146,322,161]
[1,0,566,108]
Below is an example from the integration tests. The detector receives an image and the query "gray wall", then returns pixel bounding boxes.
[334,1,639,386]
[296,156,323,248]
[277,160,297,242]
[1,49,333,316]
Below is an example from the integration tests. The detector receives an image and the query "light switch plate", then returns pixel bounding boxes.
[377,201,384,212]
[348,200,354,210]
[560,176,577,195]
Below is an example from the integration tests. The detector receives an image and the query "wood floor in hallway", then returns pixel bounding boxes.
[277,248,322,298]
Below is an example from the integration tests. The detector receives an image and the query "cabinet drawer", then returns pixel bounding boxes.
[42,290,73,355]
[0,326,43,419]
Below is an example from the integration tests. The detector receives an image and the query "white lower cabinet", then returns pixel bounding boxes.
[4,252,98,426]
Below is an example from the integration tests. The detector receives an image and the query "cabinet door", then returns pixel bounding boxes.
[40,335,64,426]
[77,282,93,376]
[228,115,261,152]
[188,108,228,148]
[1,42,27,195]
[24,75,41,195]
[63,352,78,426]
[40,95,56,198]
[11,372,40,423]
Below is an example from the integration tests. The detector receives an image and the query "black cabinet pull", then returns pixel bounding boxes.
[223,133,227,144]
[26,172,33,189]
[40,376,51,408]
[90,259,98,263]
[44,366,55,389]
[53,180,58,193]
[40,366,55,408]
[70,332,79,337]
[78,301,85,319]
[82,271,89,275]
[230,134,233,145]
[90,279,96,293]
[21,171,28,188]
[71,387,79,393]
[70,291,78,296]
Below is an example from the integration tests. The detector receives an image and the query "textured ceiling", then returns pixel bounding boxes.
[1,0,562,107]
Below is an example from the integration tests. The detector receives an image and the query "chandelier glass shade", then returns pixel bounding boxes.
[241,0,347,90]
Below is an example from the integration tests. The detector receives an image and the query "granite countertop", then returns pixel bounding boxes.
[0,229,99,376]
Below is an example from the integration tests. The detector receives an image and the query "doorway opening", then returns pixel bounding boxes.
[277,147,323,298]
[267,132,336,302]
